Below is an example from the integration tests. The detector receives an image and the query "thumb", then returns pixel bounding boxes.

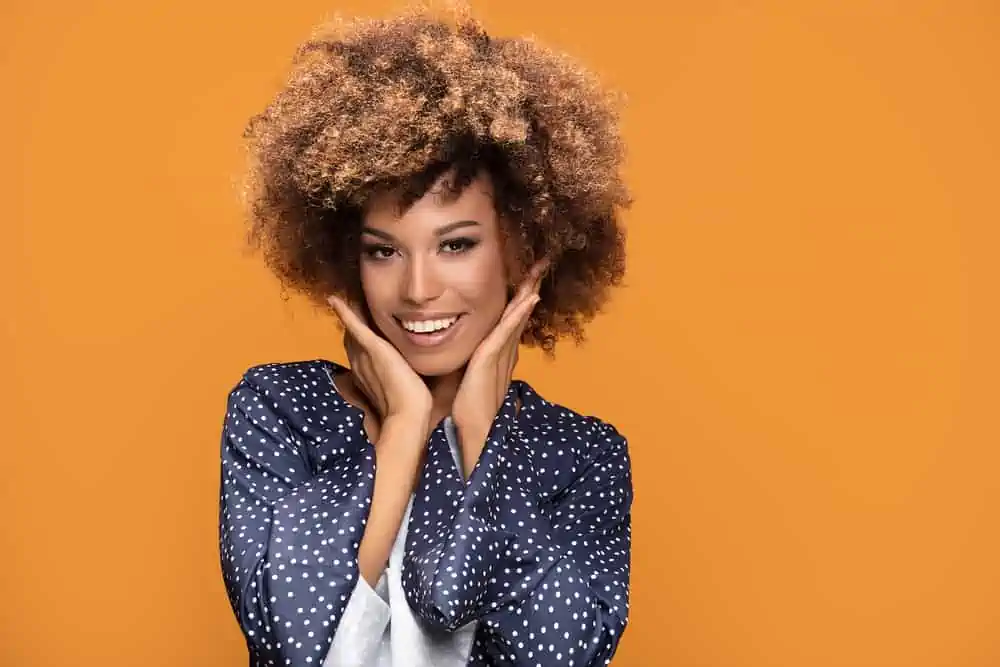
[328,294,378,348]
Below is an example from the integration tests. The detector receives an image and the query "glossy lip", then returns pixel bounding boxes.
[395,313,466,348]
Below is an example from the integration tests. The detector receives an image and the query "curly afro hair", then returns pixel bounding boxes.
[240,1,631,352]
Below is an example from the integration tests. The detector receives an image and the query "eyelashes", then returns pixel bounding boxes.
[440,237,479,254]
[360,243,395,261]
[361,236,481,261]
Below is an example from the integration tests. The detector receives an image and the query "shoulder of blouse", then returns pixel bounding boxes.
[486,377,632,504]
[228,357,630,481]
[226,358,368,464]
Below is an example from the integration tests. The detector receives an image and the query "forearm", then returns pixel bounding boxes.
[356,414,427,587]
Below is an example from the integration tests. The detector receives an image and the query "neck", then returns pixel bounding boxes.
[423,369,463,426]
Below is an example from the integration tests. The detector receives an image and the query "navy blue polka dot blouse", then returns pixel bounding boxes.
[219,359,633,666]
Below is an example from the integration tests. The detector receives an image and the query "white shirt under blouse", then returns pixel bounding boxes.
[323,416,478,667]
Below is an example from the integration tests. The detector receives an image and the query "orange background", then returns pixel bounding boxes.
[3,1,998,665]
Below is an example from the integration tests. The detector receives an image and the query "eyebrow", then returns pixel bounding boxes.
[361,219,481,241]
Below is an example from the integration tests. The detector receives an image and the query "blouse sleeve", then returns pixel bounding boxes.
[218,376,375,665]
[402,396,633,667]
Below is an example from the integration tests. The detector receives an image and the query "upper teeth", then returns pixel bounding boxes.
[401,316,458,333]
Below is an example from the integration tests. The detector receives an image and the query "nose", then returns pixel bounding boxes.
[401,254,441,306]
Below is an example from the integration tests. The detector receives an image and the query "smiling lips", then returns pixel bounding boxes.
[395,314,464,347]
[399,315,459,333]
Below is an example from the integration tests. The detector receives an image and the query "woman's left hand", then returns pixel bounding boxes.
[452,258,550,478]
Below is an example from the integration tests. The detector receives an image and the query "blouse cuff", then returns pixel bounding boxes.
[323,575,391,667]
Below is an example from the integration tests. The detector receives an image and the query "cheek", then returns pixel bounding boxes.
[359,267,392,325]
[450,257,507,312]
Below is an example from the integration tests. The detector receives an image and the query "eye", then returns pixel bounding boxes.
[440,237,479,254]
[361,243,396,261]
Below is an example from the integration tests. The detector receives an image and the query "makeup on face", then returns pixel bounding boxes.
[358,171,509,377]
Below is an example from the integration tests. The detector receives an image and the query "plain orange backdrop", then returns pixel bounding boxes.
[3,0,998,665]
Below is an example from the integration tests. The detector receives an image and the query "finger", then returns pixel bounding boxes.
[524,257,550,291]
[505,315,523,366]
[503,308,531,390]
[496,287,527,328]
[328,294,378,347]
[355,352,381,413]
[512,269,537,301]
[475,278,543,365]
[530,256,551,283]
[347,346,380,412]
[344,329,366,368]
[343,329,356,365]
[506,270,542,317]
[491,293,540,357]
[509,297,536,358]
[342,333,365,388]
[508,258,550,309]
[346,329,360,363]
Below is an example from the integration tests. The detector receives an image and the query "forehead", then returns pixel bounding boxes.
[362,170,499,233]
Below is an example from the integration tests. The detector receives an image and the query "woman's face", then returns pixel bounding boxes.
[358,171,509,377]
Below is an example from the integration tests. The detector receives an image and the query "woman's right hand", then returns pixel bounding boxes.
[326,294,434,593]
[326,294,433,428]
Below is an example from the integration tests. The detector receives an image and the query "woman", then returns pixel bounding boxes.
[219,4,634,666]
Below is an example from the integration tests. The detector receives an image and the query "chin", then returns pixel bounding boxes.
[406,352,469,378]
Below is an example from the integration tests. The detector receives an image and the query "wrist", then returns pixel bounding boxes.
[453,408,490,434]
[453,416,490,449]
[381,410,431,441]
[451,416,489,480]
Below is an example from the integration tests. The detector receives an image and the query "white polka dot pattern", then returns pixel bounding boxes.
[401,378,633,666]
[218,359,632,666]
